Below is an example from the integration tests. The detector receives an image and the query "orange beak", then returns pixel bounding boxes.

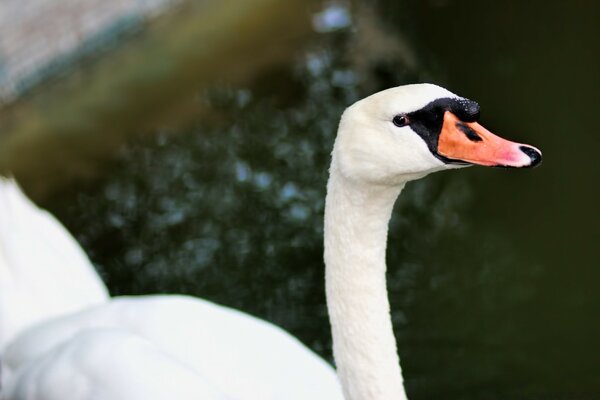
[437,112,542,168]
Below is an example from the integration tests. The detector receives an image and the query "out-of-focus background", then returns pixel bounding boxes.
[0,0,598,398]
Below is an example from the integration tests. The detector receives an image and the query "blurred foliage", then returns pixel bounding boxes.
[0,0,319,197]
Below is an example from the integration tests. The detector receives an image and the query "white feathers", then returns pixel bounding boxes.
[5,329,228,400]
[5,296,342,400]
[353,83,458,116]
[0,178,109,349]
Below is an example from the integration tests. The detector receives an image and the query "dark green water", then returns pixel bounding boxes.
[8,1,600,398]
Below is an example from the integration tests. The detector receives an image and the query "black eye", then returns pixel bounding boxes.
[392,115,408,127]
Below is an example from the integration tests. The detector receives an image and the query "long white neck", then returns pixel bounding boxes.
[324,161,407,400]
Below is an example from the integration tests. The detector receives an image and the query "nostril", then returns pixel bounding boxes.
[519,146,542,167]
[456,122,482,142]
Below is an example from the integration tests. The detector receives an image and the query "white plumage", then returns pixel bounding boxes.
[0,178,109,349]
[5,329,228,400]
[4,296,341,400]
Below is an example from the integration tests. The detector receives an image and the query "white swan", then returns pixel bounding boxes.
[325,84,539,399]
[1,83,541,400]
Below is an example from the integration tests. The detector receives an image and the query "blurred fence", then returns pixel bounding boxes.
[0,0,181,103]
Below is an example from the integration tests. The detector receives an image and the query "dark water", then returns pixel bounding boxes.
[4,1,599,399]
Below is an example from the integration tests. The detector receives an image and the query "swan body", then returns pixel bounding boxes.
[0,179,109,349]
[4,329,228,400]
[0,84,541,400]
[0,180,342,400]
[3,295,342,400]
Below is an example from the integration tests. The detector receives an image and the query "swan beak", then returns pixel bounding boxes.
[437,112,542,168]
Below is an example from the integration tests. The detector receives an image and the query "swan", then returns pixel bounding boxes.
[0,83,541,400]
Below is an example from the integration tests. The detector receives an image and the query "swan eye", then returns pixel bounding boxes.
[392,115,408,127]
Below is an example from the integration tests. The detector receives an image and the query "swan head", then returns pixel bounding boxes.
[333,83,542,185]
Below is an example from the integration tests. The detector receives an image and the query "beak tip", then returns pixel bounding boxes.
[519,145,542,168]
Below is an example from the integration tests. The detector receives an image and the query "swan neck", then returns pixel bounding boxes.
[324,165,407,400]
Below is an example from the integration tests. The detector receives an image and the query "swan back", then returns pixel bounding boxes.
[0,178,109,348]
[3,328,230,400]
[4,295,343,400]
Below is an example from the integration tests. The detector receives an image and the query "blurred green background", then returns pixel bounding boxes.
[0,0,598,398]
